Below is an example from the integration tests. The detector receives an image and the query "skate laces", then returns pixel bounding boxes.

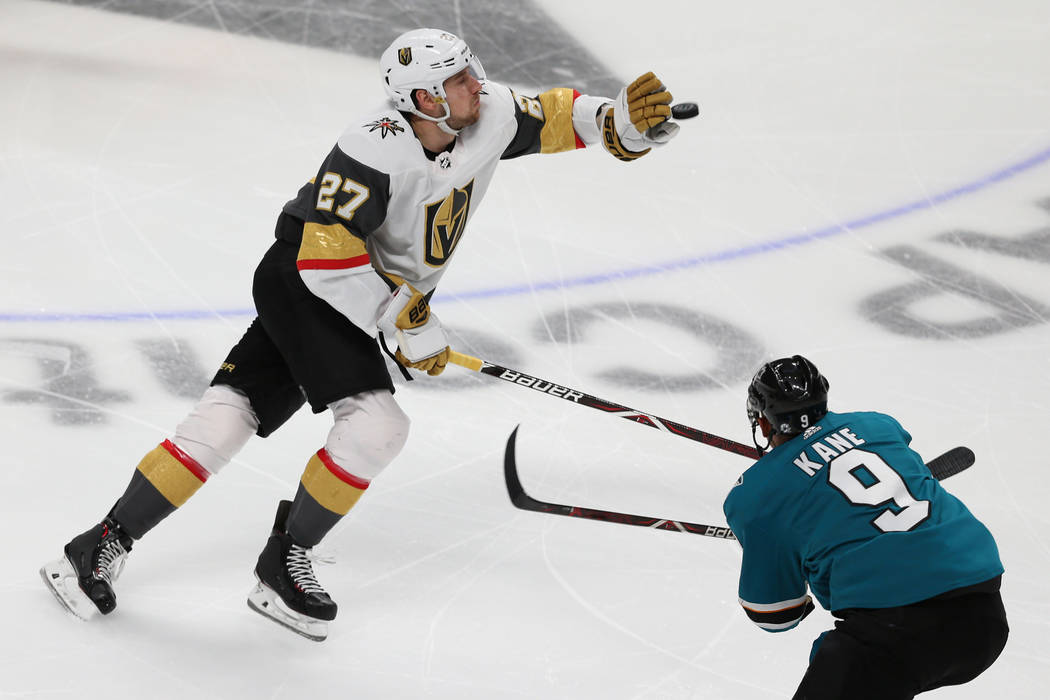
[286,544,331,595]
[94,537,129,584]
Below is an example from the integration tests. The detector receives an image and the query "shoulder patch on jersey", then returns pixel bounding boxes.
[336,106,418,174]
[803,425,823,439]
[364,116,406,138]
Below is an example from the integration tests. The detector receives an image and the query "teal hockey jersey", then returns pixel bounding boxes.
[723,410,1002,632]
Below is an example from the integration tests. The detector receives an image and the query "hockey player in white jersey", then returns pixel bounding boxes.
[40,28,681,640]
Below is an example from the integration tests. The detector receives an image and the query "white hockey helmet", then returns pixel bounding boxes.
[380,28,486,127]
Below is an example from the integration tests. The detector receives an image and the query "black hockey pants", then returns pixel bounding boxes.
[792,586,1008,700]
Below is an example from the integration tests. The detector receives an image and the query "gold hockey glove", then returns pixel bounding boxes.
[377,284,450,376]
[602,71,680,161]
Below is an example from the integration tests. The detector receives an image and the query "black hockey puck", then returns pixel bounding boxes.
[671,102,699,120]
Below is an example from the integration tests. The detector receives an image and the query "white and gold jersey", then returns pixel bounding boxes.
[278,80,609,336]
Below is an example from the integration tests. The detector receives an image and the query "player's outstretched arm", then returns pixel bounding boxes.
[600,71,681,161]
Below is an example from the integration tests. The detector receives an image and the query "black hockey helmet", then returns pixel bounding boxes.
[747,355,830,438]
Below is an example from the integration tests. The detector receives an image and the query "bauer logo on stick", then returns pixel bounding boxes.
[497,370,584,401]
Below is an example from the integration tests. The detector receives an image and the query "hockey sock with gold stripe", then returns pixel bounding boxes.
[109,439,211,539]
[286,448,370,547]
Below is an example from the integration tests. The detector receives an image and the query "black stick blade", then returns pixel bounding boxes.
[503,427,737,539]
[504,425,544,510]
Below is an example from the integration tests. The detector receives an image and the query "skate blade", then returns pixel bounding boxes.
[39,557,98,621]
[247,582,328,642]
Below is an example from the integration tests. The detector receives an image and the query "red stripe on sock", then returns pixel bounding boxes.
[161,439,210,483]
[316,448,371,490]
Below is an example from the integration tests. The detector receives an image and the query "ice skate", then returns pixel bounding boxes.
[40,519,133,620]
[247,500,337,642]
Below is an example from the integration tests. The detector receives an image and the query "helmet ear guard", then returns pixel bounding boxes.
[746,355,830,449]
[379,28,486,133]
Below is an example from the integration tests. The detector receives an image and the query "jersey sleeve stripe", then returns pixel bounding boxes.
[297,221,371,270]
[740,595,814,631]
[739,593,810,612]
[749,616,807,632]
[537,88,585,153]
[297,254,371,271]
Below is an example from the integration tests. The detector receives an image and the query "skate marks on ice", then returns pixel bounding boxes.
[48,0,623,96]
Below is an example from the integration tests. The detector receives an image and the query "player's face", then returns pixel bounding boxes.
[443,68,483,129]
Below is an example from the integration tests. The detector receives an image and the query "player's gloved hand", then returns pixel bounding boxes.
[602,71,680,160]
[394,347,449,376]
[377,284,451,376]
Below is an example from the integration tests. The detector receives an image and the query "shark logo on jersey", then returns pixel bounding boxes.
[365,117,405,139]
[398,47,412,65]
[423,180,474,267]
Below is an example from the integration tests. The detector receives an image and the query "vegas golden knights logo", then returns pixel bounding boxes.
[423,180,474,267]
[398,47,412,66]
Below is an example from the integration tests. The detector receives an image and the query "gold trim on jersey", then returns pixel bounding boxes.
[423,180,474,267]
[538,88,579,154]
[298,221,369,265]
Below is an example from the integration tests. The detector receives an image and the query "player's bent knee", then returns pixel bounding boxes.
[172,385,259,474]
[325,390,410,481]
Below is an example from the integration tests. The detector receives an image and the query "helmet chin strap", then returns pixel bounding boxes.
[437,119,460,136]
[750,421,771,454]
[410,97,461,135]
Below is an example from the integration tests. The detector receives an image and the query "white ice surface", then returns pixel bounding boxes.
[3,1,1050,697]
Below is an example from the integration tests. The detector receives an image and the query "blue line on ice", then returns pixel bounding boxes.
[4,144,1049,323]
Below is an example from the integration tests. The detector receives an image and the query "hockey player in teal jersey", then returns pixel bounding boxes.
[723,355,1007,699]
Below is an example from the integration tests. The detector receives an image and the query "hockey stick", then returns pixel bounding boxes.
[449,350,762,460]
[504,427,738,539]
[504,427,975,539]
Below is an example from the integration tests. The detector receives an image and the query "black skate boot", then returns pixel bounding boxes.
[40,518,133,620]
[247,500,337,641]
